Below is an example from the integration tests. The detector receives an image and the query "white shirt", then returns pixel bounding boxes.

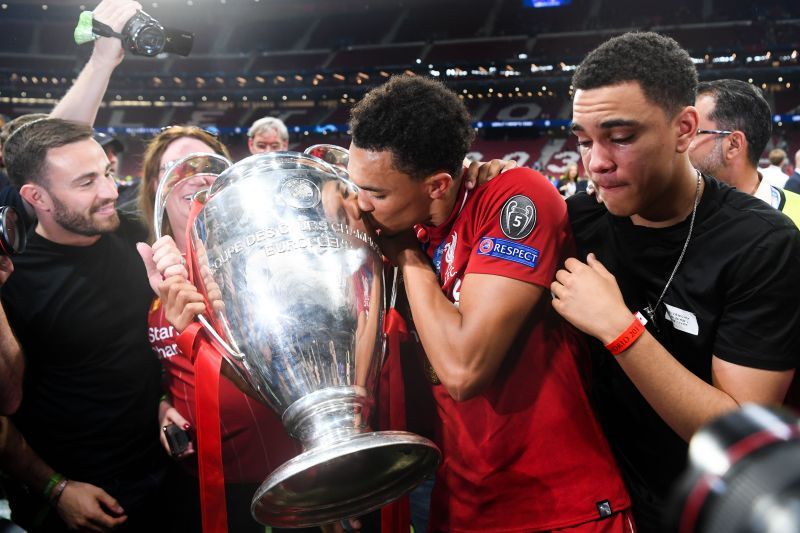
[761,164,789,189]
[754,172,782,209]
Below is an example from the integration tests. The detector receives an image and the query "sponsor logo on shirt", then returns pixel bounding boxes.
[476,237,540,268]
[500,194,536,240]
[149,325,180,359]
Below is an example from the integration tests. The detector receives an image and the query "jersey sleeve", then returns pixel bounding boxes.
[465,168,571,288]
[714,225,800,370]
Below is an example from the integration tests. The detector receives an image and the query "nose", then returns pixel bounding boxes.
[356,191,374,213]
[586,142,615,175]
[100,173,119,200]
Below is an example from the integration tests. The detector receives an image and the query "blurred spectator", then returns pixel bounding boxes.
[247,116,289,155]
[762,148,789,188]
[785,149,800,194]
[93,132,138,207]
[557,163,580,197]
[690,79,800,227]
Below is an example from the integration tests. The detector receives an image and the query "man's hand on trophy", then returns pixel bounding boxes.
[159,276,206,333]
[90,0,142,67]
[137,236,187,296]
[463,158,518,190]
[375,228,420,267]
[55,480,128,532]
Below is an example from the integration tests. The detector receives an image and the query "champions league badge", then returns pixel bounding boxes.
[500,195,536,240]
[280,177,321,209]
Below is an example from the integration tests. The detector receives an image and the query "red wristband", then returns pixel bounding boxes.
[605,312,648,356]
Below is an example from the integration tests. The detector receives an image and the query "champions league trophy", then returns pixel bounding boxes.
[154,149,440,527]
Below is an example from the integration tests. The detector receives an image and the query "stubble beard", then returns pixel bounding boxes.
[51,194,120,237]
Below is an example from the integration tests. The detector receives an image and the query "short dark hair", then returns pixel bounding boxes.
[349,76,474,180]
[697,79,771,167]
[0,113,49,147]
[4,117,93,188]
[572,32,698,117]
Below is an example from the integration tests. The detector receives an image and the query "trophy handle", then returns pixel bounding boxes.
[196,314,246,362]
[303,144,350,178]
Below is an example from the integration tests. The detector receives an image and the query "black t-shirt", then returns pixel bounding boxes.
[568,176,800,520]
[1,214,163,486]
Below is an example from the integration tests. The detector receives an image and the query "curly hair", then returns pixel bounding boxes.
[572,32,697,117]
[697,79,772,167]
[349,75,474,180]
[137,125,231,243]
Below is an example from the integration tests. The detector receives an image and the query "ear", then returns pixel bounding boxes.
[724,131,746,162]
[19,183,50,212]
[247,137,255,151]
[674,105,699,154]
[426,171,453,200]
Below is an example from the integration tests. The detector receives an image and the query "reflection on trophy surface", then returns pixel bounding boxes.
[155,150,440,527]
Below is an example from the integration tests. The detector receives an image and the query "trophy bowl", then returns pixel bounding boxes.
[156,150,440,527]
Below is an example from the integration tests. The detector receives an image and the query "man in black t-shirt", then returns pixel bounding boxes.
[1,118,165,531]
[551,32,800,531]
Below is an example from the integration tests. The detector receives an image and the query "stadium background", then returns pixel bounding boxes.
[0,0,798,181]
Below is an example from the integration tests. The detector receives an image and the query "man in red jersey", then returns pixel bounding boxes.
[346,75,633,532]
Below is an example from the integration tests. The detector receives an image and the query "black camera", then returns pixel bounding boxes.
[666,404,800,533]
[120,10,193,57]
[0,206,26,256]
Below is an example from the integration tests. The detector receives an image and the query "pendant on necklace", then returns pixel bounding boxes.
[643,304,659,332]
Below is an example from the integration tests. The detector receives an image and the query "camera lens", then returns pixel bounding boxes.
[137,25,166,56]
[0,206,26,256]
[666,404,800,533]
[122,11,167,57]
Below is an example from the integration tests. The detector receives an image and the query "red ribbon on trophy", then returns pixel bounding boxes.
[379,307,411,532]
[176,197,229,533]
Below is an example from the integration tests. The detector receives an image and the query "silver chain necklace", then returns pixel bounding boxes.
[642,170,702,325]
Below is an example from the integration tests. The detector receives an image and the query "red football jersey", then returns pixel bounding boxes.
[148,298,300,483]
[413,168,630,531]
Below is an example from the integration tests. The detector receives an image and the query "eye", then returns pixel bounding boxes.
[611,135,634,144]
[576,139,592,149]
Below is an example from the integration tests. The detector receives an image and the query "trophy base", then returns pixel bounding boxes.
[251,430,440,527]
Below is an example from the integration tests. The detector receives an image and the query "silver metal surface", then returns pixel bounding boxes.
[158,151,439,526]
[304,144,350,177]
